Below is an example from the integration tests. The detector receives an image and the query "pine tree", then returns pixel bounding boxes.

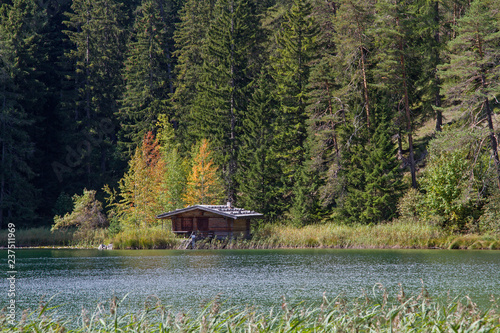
[118,0,172,158]
[371,0,418,188]
[332,0,375,128]
[191,0,260,203]
[438,0,500,190]
[63,0,126,188]
[271,0,319,210]
[184,139,224,205]
[360,113,404,223]
[170,0,216,150]
[237,69,282,217]
[338,111,403,224]
[0,0,43,228]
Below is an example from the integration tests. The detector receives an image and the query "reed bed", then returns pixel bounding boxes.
[111,227,180,249]
[2,288,499,332]
[0,227,74,247]
[0,227,110,248]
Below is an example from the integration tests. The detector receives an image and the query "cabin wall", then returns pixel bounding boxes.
[168,209,251,238]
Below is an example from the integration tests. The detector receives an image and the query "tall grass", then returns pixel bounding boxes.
[0,227,74,247]
[111,226,180,249]
[250,220,450,249]
[2,288,499,332]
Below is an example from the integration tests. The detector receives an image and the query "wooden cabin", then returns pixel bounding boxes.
[156,204,264,239]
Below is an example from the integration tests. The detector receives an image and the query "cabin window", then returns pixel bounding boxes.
[181,218,193,230]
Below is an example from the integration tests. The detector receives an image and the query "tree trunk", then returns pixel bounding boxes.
[434,1,442,132]
[398,18,417,188]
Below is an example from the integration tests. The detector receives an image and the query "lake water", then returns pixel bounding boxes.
[1,249,500,316]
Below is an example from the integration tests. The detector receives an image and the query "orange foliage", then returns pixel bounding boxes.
[115,132,169,227]
[184,139,223,205]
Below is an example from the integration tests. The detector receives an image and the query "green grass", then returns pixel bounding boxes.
[2,289,499,332]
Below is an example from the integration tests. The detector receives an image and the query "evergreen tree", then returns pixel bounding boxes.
[118,0,172,158]
[360,113,404,223]
[237,69,282,217]
[338,111,403,224]
[438,0,500,190]
[192,0,260,203]
[306,0,375,212]
[62,0,126,188]
[271,0,319,211]
[170,0,216,150]
[371,0,418,188]
[0,0,43,228]
[157,114,188,211]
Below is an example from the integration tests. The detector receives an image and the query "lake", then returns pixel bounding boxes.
[1,249,499,317]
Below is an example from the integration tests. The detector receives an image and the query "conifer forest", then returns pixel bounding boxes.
[1,0,500,233]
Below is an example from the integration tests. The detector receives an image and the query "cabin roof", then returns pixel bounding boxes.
[156,205,264,220]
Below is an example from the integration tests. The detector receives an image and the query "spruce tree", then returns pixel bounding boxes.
[371,0,418,188]
[118,0,172,158]
[360,112,404,223]
[62,0,126,188]
[237,69,282,217]
[191,0,259,204]
[338,110,403,224]
[271,0,319,212]
[0,0,43,227]
[438,0,500,190]
[170,0,216,150]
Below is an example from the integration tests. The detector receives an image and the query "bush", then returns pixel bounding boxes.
[397,188,424,221]
[420,150,478,231]
[52,189,108,243]
[478,194,500,234]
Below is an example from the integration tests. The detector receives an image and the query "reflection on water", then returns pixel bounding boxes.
[1,249,499,316]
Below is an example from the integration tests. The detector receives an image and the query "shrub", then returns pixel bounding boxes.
[478,194,500,234]
[51,189,108,243]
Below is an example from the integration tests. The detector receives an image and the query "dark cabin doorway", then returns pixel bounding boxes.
[198,218,209,232]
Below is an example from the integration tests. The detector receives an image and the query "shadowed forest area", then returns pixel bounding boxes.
[1,0,500,241]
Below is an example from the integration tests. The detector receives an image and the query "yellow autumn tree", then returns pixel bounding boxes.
[184,139,224,205]
[107,132,169,227]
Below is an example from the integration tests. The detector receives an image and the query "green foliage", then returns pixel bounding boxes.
[397,188,424,221]
[157,115,188,211]
[52,189,108,233]
[478,194,500,234]
[191,0,261,202]
[106,132,168,228]
[420,150,477,230]
[117,0,172,158]
[338,113,403,224]
[271,0,319,179]
[0,0,42,227]
[170,0,216,151]
[237,69,283,218]
[52,192,74,217]
[63,0,127,188]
